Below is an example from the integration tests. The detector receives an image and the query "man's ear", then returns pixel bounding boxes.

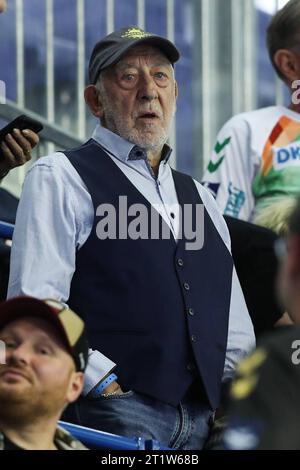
[84,85,103,118]
[273,49,300,83]
[66,372,84,404]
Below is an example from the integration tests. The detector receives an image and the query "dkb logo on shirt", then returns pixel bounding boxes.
[273,143,300,170]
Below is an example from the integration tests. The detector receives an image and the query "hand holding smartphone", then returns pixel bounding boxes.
[0,114,43,163]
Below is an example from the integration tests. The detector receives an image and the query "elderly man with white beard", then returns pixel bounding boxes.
[7,27,255,450]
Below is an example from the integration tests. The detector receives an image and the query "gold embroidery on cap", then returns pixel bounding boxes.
[121,27,152,39]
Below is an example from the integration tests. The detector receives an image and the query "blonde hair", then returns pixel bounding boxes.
[253,197,297,236]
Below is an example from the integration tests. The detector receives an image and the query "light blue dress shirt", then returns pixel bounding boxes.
[7,124,255,395]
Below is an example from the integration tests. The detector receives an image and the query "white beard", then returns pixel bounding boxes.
[100,94,175,151]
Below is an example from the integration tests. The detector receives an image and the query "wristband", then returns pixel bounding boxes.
[90,373,118,398]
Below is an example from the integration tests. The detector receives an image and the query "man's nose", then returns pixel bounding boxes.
[7,344,31,366]
[137,75,158,101]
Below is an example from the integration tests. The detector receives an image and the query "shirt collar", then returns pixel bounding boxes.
[91,124,172,164]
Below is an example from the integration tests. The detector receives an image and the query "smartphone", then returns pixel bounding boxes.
[0,114,43,160]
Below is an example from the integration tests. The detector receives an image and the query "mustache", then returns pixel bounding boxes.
[0,358,33,383]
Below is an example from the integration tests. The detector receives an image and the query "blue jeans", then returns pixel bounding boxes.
[70,389,214,450]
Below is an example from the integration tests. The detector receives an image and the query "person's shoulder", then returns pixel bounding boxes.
[29,139,95,174]
[232,326,300,390]
[26,151,80,185]
[261,324,300,338]
[244,105,288,123]
[257,325,300,365]
[22,153,70,182]
[221,106,283,130]
[224,216,278,249]
[55,426,88,450]
[29,152,68,171]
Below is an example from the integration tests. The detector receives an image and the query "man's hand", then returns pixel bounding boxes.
[0,128,39,177]
[101,380,124,396]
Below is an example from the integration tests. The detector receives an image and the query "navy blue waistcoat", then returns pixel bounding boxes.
[64,140,233,409]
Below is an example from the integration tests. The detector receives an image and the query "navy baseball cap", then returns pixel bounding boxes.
[89,26,180,84]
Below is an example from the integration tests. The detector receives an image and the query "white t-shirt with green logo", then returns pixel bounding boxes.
[202,106,300,221]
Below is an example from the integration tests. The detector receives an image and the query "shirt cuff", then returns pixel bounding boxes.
[82,349,116,396]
